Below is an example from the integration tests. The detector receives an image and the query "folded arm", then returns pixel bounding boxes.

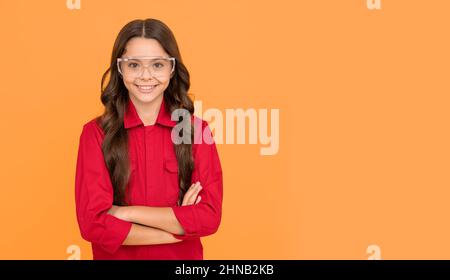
[110,206,186,235]
[122,223,182,245]
[108,182,203,235]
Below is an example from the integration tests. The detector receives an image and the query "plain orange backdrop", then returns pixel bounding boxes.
[0,0,450,259]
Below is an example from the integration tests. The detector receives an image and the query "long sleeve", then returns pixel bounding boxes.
[75,121,132,254]
[171,120,223,240]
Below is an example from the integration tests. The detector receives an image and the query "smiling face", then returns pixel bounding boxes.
[120,37,174,107]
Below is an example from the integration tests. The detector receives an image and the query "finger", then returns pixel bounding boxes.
[195,196,201,204]
[182,185,196,202]
[182,185,197,205]
[187,186,202,205]
[186,192,198,205]
[182,182,203,206]
[186,182,200,194]
[184,185,198,201]
[189,185,202,202]
[182,190,193,206]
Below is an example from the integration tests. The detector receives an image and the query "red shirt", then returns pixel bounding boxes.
[75,98,223,260]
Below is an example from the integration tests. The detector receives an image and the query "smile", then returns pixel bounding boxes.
[135,84,158,93]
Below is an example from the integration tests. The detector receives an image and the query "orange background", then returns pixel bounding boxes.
[0,0,449,259]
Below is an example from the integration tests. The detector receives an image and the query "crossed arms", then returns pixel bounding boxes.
[107,182,203,245]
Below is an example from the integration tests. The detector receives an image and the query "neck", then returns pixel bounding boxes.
[129,95,164,126]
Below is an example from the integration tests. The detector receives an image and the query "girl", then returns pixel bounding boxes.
[75,18,223,260]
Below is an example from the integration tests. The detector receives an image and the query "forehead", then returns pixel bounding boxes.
[122,37,168,57]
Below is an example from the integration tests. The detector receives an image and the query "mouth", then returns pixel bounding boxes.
[135,84,159,93]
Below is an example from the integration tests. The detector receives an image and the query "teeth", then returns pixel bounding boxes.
[138,85,156,90]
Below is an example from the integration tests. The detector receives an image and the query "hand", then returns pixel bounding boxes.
[181,182,203,206]
[107,205,130,221]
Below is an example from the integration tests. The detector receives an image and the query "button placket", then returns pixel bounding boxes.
[143,126,148,205]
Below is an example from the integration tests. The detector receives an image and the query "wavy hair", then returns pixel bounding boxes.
[97,19,194,206]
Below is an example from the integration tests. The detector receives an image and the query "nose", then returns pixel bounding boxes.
[140,65,154,80]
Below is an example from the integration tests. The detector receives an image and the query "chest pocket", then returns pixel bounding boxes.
[164,158,180,206]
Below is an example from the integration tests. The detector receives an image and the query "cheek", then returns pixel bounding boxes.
[123,78,136,90]
[160,81,170,91]
[160,78,172,90]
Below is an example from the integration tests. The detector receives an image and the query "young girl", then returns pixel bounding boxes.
[75,18,223,260]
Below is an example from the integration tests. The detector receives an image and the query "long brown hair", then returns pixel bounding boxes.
[97,19,194,206]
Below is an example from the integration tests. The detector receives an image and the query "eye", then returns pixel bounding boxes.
[128,62,139,68]
[153,62,164,69]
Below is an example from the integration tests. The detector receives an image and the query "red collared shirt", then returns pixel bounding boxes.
[75,98,223,260]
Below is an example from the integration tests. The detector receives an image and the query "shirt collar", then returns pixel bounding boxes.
[124,97,177,129]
